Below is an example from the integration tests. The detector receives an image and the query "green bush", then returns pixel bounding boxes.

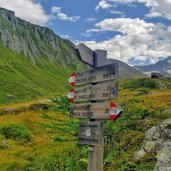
[51,96,71,114]
[137,88,150,95]
[124,78,159,89]
[0,124,31,141]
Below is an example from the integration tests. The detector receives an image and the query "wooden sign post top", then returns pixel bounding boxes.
[75,43,107,67]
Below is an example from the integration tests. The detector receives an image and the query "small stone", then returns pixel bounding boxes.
[143,141,158,153]
[157,152,170,163]
[145,126,161,141]
[155,165,171,171]
[164,129,171,138]
[134,149,146,160]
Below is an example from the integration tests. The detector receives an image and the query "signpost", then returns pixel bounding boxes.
[67,43,123,171]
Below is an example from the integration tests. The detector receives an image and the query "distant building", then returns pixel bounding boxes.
[151,72,164,79]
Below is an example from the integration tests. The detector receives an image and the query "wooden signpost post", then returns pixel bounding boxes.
[67,43,123,171]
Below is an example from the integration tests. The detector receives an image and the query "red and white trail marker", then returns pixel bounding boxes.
[68,72,76,86]
[110,102,123,121]
[67,89,74,102]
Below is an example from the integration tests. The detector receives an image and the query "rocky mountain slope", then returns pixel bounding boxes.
[0,7,81,67]
[135,56,171,77]
[0,7,84,104]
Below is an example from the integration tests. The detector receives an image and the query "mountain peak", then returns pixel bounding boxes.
[0,7,15,15]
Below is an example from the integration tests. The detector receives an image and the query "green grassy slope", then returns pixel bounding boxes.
[0,43,79,105]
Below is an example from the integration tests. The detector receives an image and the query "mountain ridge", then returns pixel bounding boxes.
[134,56,171,77]
[107,58,146,79]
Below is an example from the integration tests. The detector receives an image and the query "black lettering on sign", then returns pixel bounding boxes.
[90,94,95,98]
[79,95,87,99]
[74,112,81,116]
[103,93,109,97]
[103,73,109,78]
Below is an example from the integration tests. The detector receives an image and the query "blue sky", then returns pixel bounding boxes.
[0,0,171,66]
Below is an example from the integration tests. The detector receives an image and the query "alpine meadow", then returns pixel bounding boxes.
[0,5,171,171]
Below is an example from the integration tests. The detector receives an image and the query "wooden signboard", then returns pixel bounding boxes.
[75,43,94,66]
[71,102,110,119]
[74,82,118,102]
[75,63,118,86]
[78,122,103,145]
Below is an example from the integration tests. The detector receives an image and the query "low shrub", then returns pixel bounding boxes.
[124,78,159,89]
[0,124,31,141]
[137,88,150,96]
[51,96,71,114]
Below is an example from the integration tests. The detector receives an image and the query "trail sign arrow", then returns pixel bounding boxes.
[68,72,76,86]
[109,102,123,121]
[67,89,74,102]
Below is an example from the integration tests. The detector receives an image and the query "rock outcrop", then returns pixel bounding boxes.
[135,117,171,171]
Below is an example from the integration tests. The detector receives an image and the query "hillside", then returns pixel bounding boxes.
[135,56,171,77]
[0,7,84,104]
[0,78,170,170]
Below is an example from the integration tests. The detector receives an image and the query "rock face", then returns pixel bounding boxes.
[0,7,78,66]
[135,57,171,77]
[135,117,171,171]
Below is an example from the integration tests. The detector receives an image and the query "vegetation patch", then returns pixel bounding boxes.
[51,95,71,114]
[0,124,31,141]
[123,78,159,89]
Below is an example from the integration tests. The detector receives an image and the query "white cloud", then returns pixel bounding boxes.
[85,18,97,22]
[51,6,80,22]
[95,0,112,11]
[60,34,71,39]
[83,18,171,64]
[109,0,136,3]
[0,0,50,25]
[142,0,171,20]
[109,0,171,20]
[110,10,125,17]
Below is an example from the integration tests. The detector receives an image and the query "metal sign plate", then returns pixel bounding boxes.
[78,121,103,145]
[75,63,118,86]
[74,82,118,102]
[71,102,110,119]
